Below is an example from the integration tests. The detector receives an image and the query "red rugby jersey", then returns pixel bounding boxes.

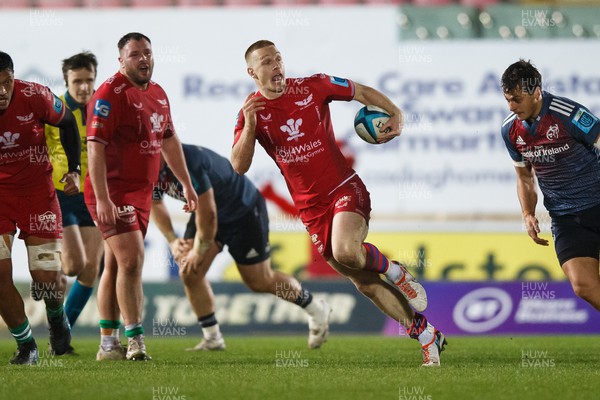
[0,79,65,193]
[234,74,356,211]
[84,72,175,211]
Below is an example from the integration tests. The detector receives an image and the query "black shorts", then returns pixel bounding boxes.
[551,203,600,266]
[56,190,95,228]
[184,195,271,265]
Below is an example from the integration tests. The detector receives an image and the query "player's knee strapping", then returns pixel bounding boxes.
[0,235,13,260]
[27,242,62,271]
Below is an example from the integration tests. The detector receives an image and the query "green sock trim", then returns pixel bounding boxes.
[99,320,121,330]
[125,326,144,338]
[9,320,34,344]
[46,304,64,319]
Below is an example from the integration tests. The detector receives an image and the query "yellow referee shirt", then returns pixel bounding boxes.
[45,92,88,191]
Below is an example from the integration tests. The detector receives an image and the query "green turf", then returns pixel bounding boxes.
[0,335,598,400]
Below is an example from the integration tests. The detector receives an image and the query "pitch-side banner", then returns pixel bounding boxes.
[383,282,600,336]
[2,8,600,218]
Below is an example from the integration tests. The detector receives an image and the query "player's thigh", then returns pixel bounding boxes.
[330,211,368,254]
[105,230,145,270]
[562,257,600,288]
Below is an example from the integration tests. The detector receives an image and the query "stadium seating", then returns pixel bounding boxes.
[363,0,406,4]
[315,0,361,5]
[479,4,554,39]
[552,6,600,38]
[176,0,220,6]
[223,0,264,5]
[412,0,453,6]
[34,0,80,7]
[81,0,124,6]
[398,5,480,40]
[271,0,313,5]
[0,0,32,7]
[459,0,499,8]
[130,0,174,6]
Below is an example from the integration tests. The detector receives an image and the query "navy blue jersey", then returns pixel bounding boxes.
[502,91,600,216]
[154,144,259,224]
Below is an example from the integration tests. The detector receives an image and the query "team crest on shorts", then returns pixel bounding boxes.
[310,234,324,255]
[335,195,352,209]
[116,205,137,225]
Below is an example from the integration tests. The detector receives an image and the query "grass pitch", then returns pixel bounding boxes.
[0,335,598,400]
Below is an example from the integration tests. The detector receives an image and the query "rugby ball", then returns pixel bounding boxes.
[353,105,391,144]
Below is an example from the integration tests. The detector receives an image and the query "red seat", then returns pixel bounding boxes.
[270,0,313,5]
[223,0,264,6]
[81,0,124,7]
[411,0,452,6]
[130,0,173,6]
[176,0,219,5]
[35,0,80,7]
[0,0,32,8]
[363,0,406,4]
[315,0,360,5]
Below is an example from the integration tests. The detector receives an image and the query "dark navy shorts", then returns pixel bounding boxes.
[551,203,600,266]
[184,195,271,265]
[57,190,95,228]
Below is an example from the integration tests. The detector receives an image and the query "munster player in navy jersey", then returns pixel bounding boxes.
[151,144,330,350]
[232,40,446,367]
[501,59,600,312]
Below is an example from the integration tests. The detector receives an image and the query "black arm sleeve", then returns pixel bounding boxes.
[55,108,82,175]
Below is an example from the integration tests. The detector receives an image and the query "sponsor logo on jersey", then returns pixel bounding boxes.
[572,107,598,134]
[16,113,34,123]
[0,131,20,149]
[330,76,349,87]
[521,143,570,161]
[545,124,559,140]
[94,99,111,118]
[140,139,163,155]
[114,83,127,94]
[260,113,272,122]
[280,118,305,142]
[516,135,526,145]
[275,139,323,164]
[150,113,165,133]
[52,94,63,114]
[294,93,313,108]
[133,102,143,110]
[157,99,168,106]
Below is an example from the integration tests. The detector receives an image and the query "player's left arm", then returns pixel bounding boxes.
[161,136,198,213]
[565,104,600,149]
[54,108,81,195]
[353,82,403,143]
